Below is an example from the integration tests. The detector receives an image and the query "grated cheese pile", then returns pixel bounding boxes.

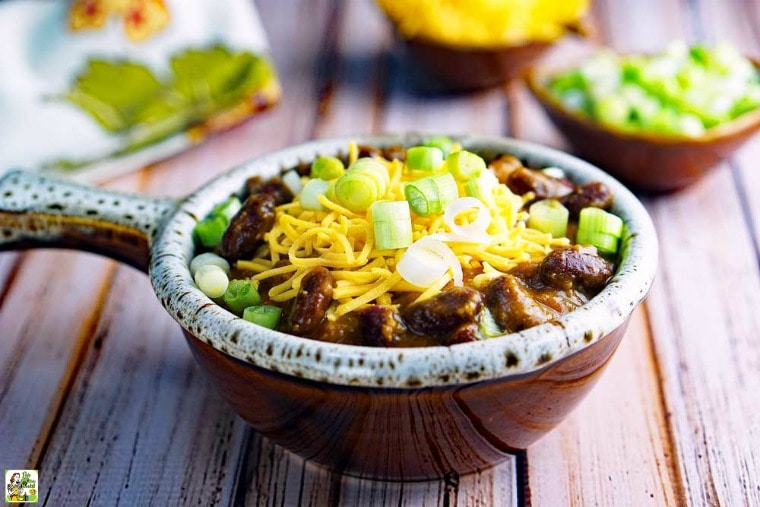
[237,142,570,319]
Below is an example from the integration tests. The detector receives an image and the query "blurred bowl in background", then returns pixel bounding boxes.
[400,35,556,91]
[377,0,590,91]
[526,60,760,193]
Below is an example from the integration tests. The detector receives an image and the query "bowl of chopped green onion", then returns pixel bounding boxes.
[526,42,760,192]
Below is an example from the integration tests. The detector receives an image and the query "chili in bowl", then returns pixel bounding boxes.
[0,134,657,479]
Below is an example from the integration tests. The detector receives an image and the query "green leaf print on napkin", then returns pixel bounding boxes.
[66,60,165,132]
[170,45,273,117]
[66,45,274,138]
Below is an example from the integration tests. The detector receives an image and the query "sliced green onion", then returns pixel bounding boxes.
[404,173,458,216]
[194,215,228,248]
[300,179,331,211]
[464,171,498,207]
[243,305,282,329]
[406,146,444,172]
[211,196,242,223]
[282,170,303,195]
[422,136,455,157]
[335,172,378,212]
[479,308,503,338]
[371,201,413,250]
[577,208,624,254]
[190,252,230,276]
[223,279,262,315]
[578,231,619,254]
[194,264,229,298]
[528,199,570,238]
[446,150,487,181]
[350,158,390,193]
[311,156,345,180]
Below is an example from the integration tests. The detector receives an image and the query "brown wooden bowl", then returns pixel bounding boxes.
[0,134,658,480]
[184,321,628,479]
[526,63,760,193]
[400,36,555,91]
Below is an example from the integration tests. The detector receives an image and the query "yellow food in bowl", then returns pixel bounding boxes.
[376,0,589,47]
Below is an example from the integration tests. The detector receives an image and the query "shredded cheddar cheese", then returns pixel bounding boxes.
[236,143,571,318]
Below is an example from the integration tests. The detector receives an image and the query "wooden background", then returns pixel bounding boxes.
[1,0,759,504]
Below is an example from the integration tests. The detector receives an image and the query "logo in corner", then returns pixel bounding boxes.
[5,470,38,504]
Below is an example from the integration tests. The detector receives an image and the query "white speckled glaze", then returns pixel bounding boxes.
[145,134,657,388]
[0,134,657,388]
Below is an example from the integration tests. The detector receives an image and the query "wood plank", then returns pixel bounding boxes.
[0,252,21,299]
[37,267,248,505]
[524,309,681,505]
[704,0,760,264]
[591,0,760,504]
[508,0,689,503]
[0,251,116,469]
[30,1,340,505]
[313,0,389,138]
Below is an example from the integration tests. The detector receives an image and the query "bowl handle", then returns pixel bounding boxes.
[0,170,179,273]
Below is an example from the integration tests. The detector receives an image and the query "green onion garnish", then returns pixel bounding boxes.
[243,305,282,329]
[371,200,413,250]
[300,179,331,211]
[404,173,458,216]
[446,150,486,181]
[406,146,444,172]
[190,252,230,276]
[194,264,229,299]
[194,215,228,248]
[576,207,624,254]
[211,196,242,223]
[464,171,498,207]
[335,172,379,212]
[335,158,390,212]
[528,199,570,238]
[311,156,345,180]
[422,136,455,157]
[223,279,262,315]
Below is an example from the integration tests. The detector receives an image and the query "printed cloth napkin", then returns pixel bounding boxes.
[0,0,280,183]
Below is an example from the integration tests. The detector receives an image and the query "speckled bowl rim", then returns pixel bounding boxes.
[149,133,658,388]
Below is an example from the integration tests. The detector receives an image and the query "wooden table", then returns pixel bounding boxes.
[2,0,759,504]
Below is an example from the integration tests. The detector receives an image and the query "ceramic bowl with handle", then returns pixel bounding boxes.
[0,134,658,480]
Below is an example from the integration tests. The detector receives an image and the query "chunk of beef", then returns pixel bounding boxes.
[357,145,382,159]
[560,182,614,218]
[402,287,483,336]
[356,145,406,162]
[310,313,362,345]
[506,168,574,199]
[288,267,334,335]
[446,323,480,345]
[382,145,407,161]
[540,246,613,296]
[359,305,406,347]
[485,275,557,332]
[219,193,276,261]
[245,176,293,205]
[488,154,524,184]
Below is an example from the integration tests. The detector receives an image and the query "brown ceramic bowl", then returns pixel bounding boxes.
[401,36,555,91]
[0,134,657,480]
[526,62,760,193]
[387,15,588,91]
